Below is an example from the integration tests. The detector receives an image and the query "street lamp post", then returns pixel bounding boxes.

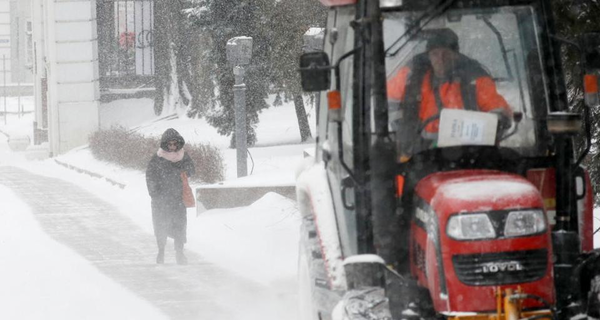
[226,36,253,178]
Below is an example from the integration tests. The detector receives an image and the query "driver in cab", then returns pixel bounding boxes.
[387,28,513,160]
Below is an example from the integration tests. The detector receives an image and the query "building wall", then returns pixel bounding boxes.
[0,0,11,84]
[33,0,100,155]
[0,0,36,85]
[31,0,46,137]
[11,0,34,84]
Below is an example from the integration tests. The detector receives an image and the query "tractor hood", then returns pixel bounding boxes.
[415,170,544,216]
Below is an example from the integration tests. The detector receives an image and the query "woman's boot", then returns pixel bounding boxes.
[176,250,188,265]
[156,248,165,264]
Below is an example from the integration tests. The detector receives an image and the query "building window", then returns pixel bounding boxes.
[97,0,155,93]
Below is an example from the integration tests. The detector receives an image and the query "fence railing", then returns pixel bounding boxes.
[97,0,155,90]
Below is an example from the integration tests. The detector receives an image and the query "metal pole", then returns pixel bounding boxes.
[17,83,20,118]
[3,55,6,125]
[233,65,247,177]
[16,15,20,118]
[367,0,401,266]
[17,67,20,119]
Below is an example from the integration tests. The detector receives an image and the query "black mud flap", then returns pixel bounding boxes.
[587,271,600,319]
[385,270,435,320]
[576,250,600,318]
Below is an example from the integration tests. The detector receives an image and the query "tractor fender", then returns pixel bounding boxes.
[575,250,600,318]
[296,162,347,291]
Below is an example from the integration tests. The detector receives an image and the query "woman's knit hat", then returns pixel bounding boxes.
[426,28,459,52]
[159,128,185,151]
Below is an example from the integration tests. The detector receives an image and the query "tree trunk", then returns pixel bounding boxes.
[153,0,193,115]
[152,0,170,115]
[293,93,312,142]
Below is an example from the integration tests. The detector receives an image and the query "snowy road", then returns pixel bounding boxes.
[0,166,293,320]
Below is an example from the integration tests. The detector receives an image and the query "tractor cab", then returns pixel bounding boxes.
[297,1,600,319]
[386,7,545,159]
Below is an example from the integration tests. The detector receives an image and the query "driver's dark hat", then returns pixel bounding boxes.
[426,28,459,52]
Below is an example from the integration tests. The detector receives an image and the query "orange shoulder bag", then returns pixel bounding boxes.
[181,172,195,208]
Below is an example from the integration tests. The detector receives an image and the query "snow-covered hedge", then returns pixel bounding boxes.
[89,127,224,183]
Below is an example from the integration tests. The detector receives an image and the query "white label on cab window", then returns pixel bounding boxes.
[450,118,485,143]
[438,109,498,147]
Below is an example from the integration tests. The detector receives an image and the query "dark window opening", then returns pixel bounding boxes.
[97,0,155,101]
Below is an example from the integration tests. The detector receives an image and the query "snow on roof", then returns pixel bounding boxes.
[305,27,325,36]
[439,179,538,202]
[343,254,385,265]
[227,36,252,45]
[182,0,209,18]
[296,162,347,290]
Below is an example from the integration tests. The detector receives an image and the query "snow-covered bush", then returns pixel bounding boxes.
[89,127,224,183]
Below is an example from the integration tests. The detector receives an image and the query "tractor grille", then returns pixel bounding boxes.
[452,249,548,286]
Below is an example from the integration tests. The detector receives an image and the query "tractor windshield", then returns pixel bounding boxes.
[383,6,550,159]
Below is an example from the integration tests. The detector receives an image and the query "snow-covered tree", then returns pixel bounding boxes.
[153,0,197,115]
[553,0,600,204]
[269,0,326,142]
[182,0,325,146]
[184,0,274,147]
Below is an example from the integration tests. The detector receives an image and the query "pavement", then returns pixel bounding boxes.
[0,166,287,320]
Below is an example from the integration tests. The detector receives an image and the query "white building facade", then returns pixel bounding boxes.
[11,0,33,84]
[0,0,35,90]
[31,0,155,156]
[0,1,10,84]
[31,0,100,155]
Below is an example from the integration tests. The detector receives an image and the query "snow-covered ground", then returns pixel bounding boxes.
[0,96,35,138]
[0,185,168,320]
[0,96,312,319]
[1,95,600,319]
[50,96,313,288]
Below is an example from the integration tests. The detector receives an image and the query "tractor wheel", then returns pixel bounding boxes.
[587,274,600,319]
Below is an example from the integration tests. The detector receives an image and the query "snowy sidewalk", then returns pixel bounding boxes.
[0,166,285,320]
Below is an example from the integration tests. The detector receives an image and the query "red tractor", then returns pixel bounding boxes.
[296,0,600,319]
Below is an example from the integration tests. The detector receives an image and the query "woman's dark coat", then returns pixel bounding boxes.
[145,129,195,245]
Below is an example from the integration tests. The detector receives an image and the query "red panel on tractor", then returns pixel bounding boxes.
[410,170,555,312]
[319,0,356,6]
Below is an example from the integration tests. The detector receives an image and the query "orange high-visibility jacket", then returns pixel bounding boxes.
[387,57,512,134]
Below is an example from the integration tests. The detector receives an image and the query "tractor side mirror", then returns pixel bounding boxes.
[299,51,331,92]
[547,112,582,136]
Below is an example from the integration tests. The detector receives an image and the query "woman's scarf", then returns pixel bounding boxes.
[157,148,185,163]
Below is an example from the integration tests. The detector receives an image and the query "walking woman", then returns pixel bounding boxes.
[146,128,195,265]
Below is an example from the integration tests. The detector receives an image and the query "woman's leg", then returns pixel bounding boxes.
[173,210,188,265]
[152,207,168,264]
[174,237,187,265]
[156,234,167,264]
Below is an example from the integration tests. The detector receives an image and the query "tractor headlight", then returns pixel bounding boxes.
[447,214,496,240]
[504,210,546,237]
